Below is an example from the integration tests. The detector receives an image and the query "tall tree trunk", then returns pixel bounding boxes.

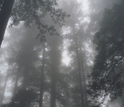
[75,34,88,107]
[12,73,20,97]
[22,67,29,89]
[78,37,88,107]
[65,87,71,107]
[39,42,45,107]
[0,74,8,106]
[47,35,61,107]
[0,0,14,46]
[50,73,56,107]
[75,37,84,107]
[50,41,59,107]
[81,59,88,107]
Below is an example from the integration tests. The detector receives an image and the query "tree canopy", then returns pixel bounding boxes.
[0,0,69,46]
[91,0,124,102]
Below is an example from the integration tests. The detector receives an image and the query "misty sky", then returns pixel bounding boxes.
[0,0,122,107]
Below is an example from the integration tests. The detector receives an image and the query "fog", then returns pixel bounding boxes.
[0,0,123,107]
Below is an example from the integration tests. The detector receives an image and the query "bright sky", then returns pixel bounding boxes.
[77,0,89,13]
[62,50,71,66]
[62,0,90,66]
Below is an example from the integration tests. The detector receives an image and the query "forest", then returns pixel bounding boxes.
[0,0,124,107]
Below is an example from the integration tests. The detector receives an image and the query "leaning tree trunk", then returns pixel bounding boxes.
[39,42,46,107]
[0,0,15,46]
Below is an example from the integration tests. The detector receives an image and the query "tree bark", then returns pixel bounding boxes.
[0,0,14,46]
[39,42,45,107]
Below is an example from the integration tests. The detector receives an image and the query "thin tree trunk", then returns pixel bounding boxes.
[22,67,29,89]
[65,87,71,107]
[0,0,14,46]
[81,61,88,107]
[39,42,45,107]
[78,39,88,107]
[75,36,84,107]
[50,73,56,107]
[0,74,8,106]
[12,73,20,97]
[50,43,58,107]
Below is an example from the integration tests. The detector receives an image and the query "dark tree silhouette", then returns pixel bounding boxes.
[0,0,14,46]
[91,0,124,105]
